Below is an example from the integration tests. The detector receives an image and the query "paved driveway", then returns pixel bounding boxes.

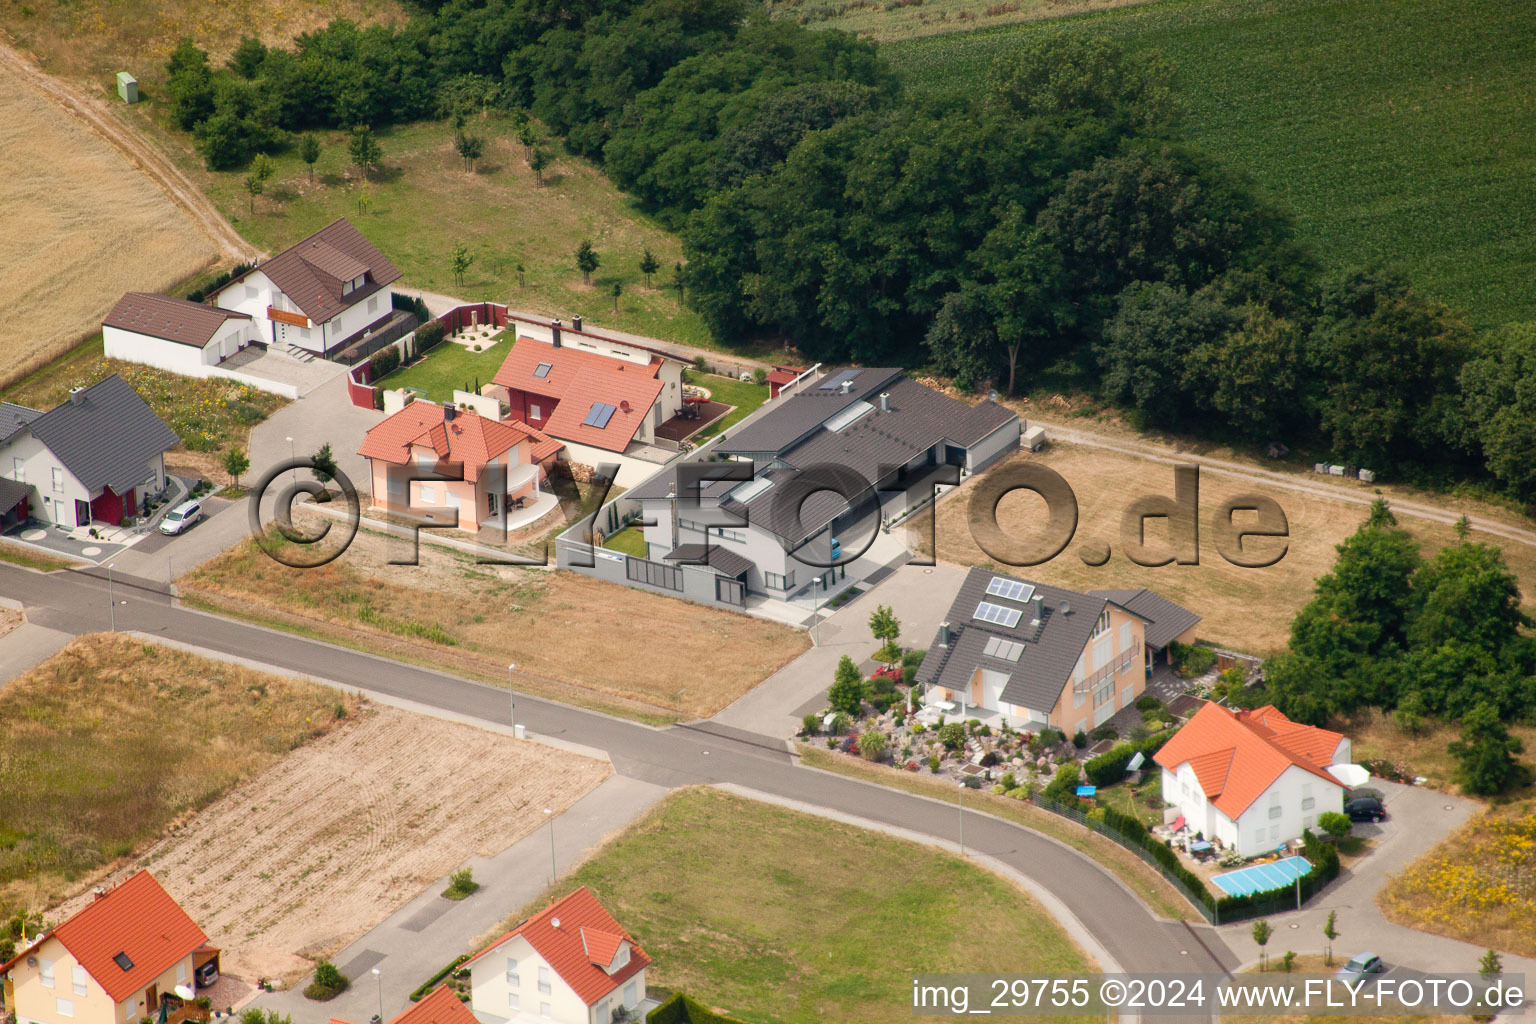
[711,561,968,736]
[1216,780,1536,977]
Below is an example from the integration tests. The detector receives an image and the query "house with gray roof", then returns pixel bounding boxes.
[1086,587,1202,665]
[598,368,1020,609]
[0,375,178,530]
[915,568,1197,736]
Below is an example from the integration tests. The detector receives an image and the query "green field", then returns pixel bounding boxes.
[885,0,1536,328]
[495,788,1091,1024]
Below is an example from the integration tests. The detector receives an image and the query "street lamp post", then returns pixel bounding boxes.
[371,967,382,1024]
[813,576,825,644]
[107,562,117,632]
[508,664,516,734]
[544,807,556,881]
[286,436,296,483]
[957,781,966,857]
[676,688,685,724]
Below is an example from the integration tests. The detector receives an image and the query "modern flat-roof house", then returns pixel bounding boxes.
[465,887,650,1024]
[211,218,402,358]
[915,568,1197,736]
[488,318,689,488]
[358,399,562,533]
[0,375,178,529]
[102,293,257,377]
[603,368,1019,608]
[0,872,210,1024]
[1155,701,1351,857]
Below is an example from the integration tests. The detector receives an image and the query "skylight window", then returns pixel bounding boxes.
[533,362,553,379]
[983,636,1025,661]
[729,477,774,503]
[823,400,873,433]
[974,602,1022,628]
[985,577,1034,603]
[113,953,134,972]
[582,402,617,428]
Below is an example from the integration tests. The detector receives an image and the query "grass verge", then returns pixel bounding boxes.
[0,633,358,906]
[0,542,75,572]
[796,745,1198,921]
[485,788,1094,1024]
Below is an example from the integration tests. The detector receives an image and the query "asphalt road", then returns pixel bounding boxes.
[4,562,1236,990]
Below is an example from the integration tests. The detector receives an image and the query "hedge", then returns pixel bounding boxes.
[369,345,401,380]
[416,319,447,353]
[646,993,752,1024]
[187,261,255,303]
[408,955,469,1002]
[1083,732,1170,788]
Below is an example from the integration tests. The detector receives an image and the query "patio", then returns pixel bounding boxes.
[653,399,730,443]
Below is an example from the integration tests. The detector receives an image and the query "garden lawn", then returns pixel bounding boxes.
[602,525,649,557]
[886,0,1536,328]
[376,339,508,405]
[691,372,770,441]
[0,633,358,908]
[492,788,1093,1024]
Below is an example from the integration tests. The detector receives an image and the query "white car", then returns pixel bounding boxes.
[159,500,203,535]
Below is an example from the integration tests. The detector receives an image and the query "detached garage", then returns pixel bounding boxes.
[103,293,254,375]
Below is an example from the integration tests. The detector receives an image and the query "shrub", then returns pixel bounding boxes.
[369,345,401,380]
[829,711,851,736]
[927,755,940,772]
[910,722,926,734]
[938,722,967,751]
[859,731,887,762]
[901,649,926,669]
[990,784,1005,795]
[1036,727,1064,746]
[979,750,999,767]
[1172,642,1217,677]
[304,961,349,1001]
[443,866,479,899]
[1317,811,1352,839]
[828,655,866,715]
[1091,725,1119,741]
[1072,729,1088,748]
[1042,761,1081,800]
[1006,787,1029,799]
[1135,694,1163,712]
[415,319,447,352]
[802,713,820,736]
[999,772,1016,791]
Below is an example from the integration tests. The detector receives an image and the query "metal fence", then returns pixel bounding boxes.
[334,312,419,366]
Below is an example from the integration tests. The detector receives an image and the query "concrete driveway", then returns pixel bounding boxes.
[1217,779,1536,977]
[710,561,968,737]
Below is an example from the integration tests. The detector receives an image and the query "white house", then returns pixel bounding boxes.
[211,217,402,358]
[102,293,257,376]
[465,887,649,1024]
[0,375,178,529]
[1154,702,1351,858]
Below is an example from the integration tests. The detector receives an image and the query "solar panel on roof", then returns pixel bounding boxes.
[533,362,553,378]
[974,602,1022,628]
[982,636,1025,661]
[817,369,859,390]
[986,577,1033,602]
[582,402,616,428]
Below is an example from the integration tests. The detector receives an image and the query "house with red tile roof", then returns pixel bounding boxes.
[488,319,688,488]
[464,887,650,1024]
[358,399,561,532]
[332,985,478,1024]
[0,872,210,1024]
[1154,701,1352,857]
[210,218,403,358]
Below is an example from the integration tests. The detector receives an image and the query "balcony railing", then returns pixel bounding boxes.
[1073,638,1142,693]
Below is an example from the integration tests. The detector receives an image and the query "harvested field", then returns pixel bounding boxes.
[55,705,608,982]
[0,56,215,390]
[180,526,810,721]
[0,634,356,908]
[911,443,1536,653]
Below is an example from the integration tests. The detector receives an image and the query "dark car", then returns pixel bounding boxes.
[1345,795,1386,822]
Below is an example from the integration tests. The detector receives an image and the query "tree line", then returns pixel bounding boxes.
[1264,501,1532,795]
[162,2,1536,502]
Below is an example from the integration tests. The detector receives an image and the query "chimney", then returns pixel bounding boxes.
[1031,594,1043,626]
[938,621,951,646]
[878,392,890,412]
[444,404,456,422]
[69,387,85,405]
[572,315,582,332]
[551,319,562,348]
[839,380,852,394]
[93,885,107,900]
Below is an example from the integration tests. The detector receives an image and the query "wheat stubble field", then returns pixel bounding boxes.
[0,56,215,388]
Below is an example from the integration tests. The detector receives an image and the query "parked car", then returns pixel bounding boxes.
[1347,786,1384,801]
[1345,795,1386,822]
[159,500,202,535]
[1337,952,1387,978]
[195,959,219,988]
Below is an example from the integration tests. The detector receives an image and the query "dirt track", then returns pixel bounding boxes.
[0,35,255,265]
